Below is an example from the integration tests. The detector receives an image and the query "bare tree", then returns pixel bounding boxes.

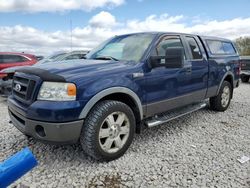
[235,37,250,56]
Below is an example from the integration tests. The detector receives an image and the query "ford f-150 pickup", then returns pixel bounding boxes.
[8,32,240,161]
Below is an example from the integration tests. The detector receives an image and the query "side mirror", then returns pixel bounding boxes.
[165,47,184,68]
[150,47,184,69]
[149,55,165,68]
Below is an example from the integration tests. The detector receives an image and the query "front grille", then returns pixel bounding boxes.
[12,75,37,103]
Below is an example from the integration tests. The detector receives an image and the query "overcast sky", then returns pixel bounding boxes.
[0,0,249,55]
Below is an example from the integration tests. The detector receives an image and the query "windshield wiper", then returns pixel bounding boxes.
[94,56,119,61]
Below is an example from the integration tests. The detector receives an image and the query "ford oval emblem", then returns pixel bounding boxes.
[15,84,22,92]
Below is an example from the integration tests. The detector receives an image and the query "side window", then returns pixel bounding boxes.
[157,37,184,56]
[20,56,29,62]
[64,54,81,60]
[3,55,17,63]
[207,40,224,54]
[186,37,203,60]
[207,40,236,55]
[17,56,29,62]
[0,55,4,63]
[222,42,236,54]
[65,54,85,60]
[2,55,28,63]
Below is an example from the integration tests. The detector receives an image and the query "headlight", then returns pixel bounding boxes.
[37,82,76,101]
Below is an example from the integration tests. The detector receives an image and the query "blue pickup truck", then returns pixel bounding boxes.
[8,32,240,161]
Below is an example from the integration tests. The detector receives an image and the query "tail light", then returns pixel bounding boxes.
[235,60,241,76]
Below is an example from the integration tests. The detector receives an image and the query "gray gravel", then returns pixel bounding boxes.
[0,83,250,188]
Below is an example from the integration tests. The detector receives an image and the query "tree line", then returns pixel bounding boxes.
[235,37,250,56]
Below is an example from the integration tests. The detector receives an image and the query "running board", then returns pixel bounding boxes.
[145,102,207,128]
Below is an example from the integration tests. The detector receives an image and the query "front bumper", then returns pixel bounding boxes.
[9,106,84,144]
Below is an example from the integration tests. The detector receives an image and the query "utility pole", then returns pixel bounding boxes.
[70,19,72,52]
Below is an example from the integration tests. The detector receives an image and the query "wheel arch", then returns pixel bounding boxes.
[216,72,234,95]
[79,87,143,124]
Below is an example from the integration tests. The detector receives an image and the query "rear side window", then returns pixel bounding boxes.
[207,40,236,55]
[223,42,236,54]
[186,37,203,59]
[18,56,29,62]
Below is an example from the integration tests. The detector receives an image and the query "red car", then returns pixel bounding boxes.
[0,52,37,78]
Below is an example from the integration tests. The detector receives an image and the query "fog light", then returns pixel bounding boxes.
[35,125,46,137]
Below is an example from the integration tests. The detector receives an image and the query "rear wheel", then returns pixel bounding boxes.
[210,81,232,111]
[241,75,249,83]
[80,100,135,161]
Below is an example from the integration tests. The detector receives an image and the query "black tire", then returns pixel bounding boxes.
[210,81,232,112]
[80,100,135,161]
[241,75,249,83]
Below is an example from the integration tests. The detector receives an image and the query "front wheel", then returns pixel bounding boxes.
[210,81,232,112]
[80,100,135,161]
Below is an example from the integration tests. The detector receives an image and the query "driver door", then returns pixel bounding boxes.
[144,35,192,117]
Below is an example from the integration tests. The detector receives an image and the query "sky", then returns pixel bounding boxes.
[0,0,249,55]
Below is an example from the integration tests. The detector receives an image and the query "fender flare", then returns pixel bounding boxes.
[79,87,143,120]
[216,71,234,95]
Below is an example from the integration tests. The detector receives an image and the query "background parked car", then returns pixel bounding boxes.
[37,51,68,64]
[0,52,37,75]
[0,50,89,95]
[0,52,38,95]
[240,56,250,82]
[37,50,88,65]
[56,50,88,60]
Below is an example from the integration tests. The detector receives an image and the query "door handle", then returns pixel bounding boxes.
[185,67,192,74]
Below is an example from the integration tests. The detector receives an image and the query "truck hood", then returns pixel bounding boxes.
[32,59,135,81]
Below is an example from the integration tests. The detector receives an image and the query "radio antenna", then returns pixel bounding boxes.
[70,19,72,52]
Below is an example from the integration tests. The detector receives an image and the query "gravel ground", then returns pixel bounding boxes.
[0,83,249,188]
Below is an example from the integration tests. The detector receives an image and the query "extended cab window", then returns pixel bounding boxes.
[207,40,236,55]
[186,37,203,60]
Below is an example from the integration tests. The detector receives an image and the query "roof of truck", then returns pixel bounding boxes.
[199,35,232,42]
[117,32,232,42]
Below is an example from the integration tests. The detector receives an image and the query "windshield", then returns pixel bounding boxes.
[86,34,155,62]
